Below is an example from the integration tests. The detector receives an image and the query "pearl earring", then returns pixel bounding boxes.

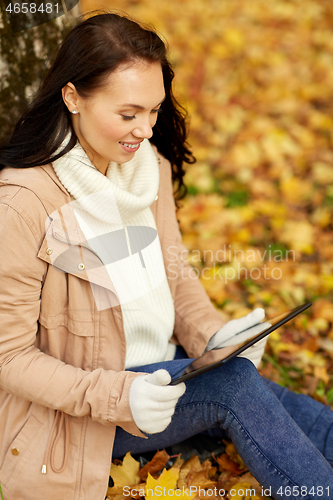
[71,110,78,114]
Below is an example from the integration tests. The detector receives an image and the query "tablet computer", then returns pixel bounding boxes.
[169,302,312,385]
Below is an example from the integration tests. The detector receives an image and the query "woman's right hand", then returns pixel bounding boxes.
[129,369,186,434]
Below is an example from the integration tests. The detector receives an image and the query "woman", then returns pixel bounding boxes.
[0,12,332,500]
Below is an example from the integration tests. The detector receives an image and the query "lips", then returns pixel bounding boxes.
[119,141,142,153]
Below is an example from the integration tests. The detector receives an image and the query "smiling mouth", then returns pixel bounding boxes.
[119,141,141,149]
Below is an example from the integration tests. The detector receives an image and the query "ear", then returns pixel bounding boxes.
[62,82,79,113]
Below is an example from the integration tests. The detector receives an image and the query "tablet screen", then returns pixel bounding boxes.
[169,302,312,385]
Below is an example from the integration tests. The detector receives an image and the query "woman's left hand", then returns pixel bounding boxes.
[205,309,271,365]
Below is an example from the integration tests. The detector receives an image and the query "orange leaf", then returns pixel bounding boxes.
[186,468,216,489]
[138,450,170,481]
[213,452,246,475]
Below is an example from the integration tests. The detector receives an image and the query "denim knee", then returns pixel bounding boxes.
[220,357,264,410]
[224,356,259,378]
[184,356,261,412]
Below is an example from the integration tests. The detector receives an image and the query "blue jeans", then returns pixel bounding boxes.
[113,355,333,500]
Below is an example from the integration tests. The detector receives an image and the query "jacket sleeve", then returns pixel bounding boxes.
[159,155,227,358]
[0,198,144,437]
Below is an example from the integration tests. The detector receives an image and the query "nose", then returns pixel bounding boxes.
[132,117,154,140]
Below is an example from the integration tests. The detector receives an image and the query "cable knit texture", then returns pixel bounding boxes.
[52,138,175,368]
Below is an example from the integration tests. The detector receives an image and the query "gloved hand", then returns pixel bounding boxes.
[205,308,271,367]
[237,336,269,367]
[129,369,186,434]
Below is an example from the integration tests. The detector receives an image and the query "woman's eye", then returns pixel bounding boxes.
[152,108,162,115]
[121,115,136,121]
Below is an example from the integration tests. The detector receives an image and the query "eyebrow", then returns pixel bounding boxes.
[118,96,166,110]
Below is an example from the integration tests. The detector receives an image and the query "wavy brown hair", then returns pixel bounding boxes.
[0,12,195,199]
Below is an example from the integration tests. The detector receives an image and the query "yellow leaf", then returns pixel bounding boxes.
[311,207,331,228]
[272,342,301,355]
[146,468,179,496]
[110,452,140,488]
[314,366,330,384]
[279,221,314,254]
[235,228,251,243]
[312,162,333,184]
[321,275,333,293]
[280,177,313,204]
[224,28,245,51]
[146,469,196,500]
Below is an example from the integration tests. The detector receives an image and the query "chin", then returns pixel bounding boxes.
[117,151,137,163]
[107,151,135,165]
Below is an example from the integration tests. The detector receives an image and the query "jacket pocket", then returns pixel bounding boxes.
[39,311,95,337]
[39,272,96,337]
[0,414,44,485]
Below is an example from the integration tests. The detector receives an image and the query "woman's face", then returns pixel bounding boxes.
[62,61,165,174]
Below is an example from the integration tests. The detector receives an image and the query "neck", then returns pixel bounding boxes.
[72,118,109,175]
[82,147,109,176]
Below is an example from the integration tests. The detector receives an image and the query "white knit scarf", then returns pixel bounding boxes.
[52,138,176,368]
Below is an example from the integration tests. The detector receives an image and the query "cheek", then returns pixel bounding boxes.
[100,122,123,141]
[94,113,133,142]
[83,113,122,143]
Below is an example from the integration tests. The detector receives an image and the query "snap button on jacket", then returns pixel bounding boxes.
[0,150,225,500]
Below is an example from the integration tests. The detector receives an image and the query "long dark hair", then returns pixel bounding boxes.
[0,12,195,199]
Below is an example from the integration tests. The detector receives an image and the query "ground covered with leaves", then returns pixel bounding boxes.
[107,447,269,500]
[80,0,333,497]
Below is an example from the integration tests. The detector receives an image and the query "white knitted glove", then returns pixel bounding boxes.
[129,369,186,434]
[238,336,269,367]
[206,308,271,367]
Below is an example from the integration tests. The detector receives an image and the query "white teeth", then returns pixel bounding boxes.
[121,142,139,149]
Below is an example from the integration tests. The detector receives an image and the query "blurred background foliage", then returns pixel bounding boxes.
[1,0,333,401]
